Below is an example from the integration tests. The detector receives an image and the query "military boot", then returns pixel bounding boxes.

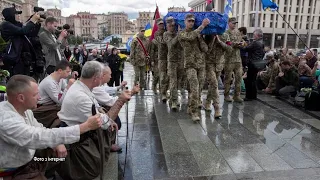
[191,112,200,122]
[233,96,243,103]
[213,104,222,119]
[224,95,233,102]
[204,101,212,111]
[171,101,178,110]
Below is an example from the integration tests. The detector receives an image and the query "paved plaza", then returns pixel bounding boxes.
[107,63,320,180]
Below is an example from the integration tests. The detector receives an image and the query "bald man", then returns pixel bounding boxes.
[88,49,102,62]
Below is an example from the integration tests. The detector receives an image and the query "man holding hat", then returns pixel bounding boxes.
[130,27,150,89]
[178,14,210,121]
[154,18,169,102]
[163,16,184,110]
[223,17,244,103]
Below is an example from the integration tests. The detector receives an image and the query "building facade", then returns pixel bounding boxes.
[168,6,186,12]
[188,0,226,12]
[188,0,320,49]
[98,21,109,40]
[67,12,98,40]
[137,11,154,29]
[106,12,128,35]
[0,0,37,23]
[47,8,66,26]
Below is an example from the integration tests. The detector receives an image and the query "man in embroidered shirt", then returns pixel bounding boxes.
[0,75,102,179]
[57,61,132,179]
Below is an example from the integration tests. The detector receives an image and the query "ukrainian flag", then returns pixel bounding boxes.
[224,0,233,18]
[261,0,278,11]
[126,23,152,51]
[144,23,152,37]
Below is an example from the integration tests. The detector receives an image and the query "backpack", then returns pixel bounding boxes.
[305,90,320,111]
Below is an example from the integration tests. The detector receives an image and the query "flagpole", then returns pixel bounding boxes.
[276,10,311,51]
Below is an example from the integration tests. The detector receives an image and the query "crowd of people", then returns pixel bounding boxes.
[0,6,139,180]
[1,4,320,180]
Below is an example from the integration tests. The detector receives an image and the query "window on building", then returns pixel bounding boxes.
[308,8,311,13]
[282,23,285,28]
[296,7,299,13]
[263,22,265,27]
[309,0,312,6]
[307,16,310,21]
[318,24,320,29]
[297,0,300,5]
[295,15,298,21]
[263,14,266,20]
[285,0,288,4]
[284,6,287,12]
[294,23,297,28]
[271,14,274,20]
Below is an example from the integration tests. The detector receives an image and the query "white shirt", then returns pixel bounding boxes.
[38,75,67,105]
[92,85,118,107]
[58,81,111,129]
[0,101,80,168]
[103,83,120,96]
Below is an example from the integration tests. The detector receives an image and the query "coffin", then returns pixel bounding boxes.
[163,12,228,35]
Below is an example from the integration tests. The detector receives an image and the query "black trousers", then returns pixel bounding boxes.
[256,76,267,90]
[244,62,258,99]
[108,71,121,87]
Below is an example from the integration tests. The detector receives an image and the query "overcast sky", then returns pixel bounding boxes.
[38,0,190,19]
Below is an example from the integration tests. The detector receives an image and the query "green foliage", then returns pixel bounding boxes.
[67,35,83,45]
[110,37,122,47]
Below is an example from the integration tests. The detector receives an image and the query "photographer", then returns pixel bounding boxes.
[39,17,68,75]
[0,7,41,76]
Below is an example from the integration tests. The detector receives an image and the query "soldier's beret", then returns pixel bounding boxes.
[166,16,175,24]
[156,18,164,25]
[185,13,195,20]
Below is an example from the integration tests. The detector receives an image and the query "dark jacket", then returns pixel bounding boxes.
[107,53,121,73]
[306,56,317,69]
[282,67,299,88]
[242,38,265,64]
[240,35,249,57]
[0,7,38,76]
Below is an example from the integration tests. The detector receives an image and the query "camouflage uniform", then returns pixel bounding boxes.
[178,14,208,120]
[149,39,159,92]
[164,17,184,108]
[154,19,169,101]
[130,31,149,89]
[224,18,244,102]
[260,61,280,91]
[205,33,231,115]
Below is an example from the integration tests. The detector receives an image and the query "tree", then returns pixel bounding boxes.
[110,37,121,47]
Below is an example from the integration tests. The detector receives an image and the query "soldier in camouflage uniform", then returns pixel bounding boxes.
[224,17,244,103]
[154,18,169,102]
[257,54,280,93]
[204,33,231,118]
[178,14,210,121]
[149,35,159,93]
[130,27,150,89]
[163,16,184,110]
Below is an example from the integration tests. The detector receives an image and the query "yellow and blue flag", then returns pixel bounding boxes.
[261,0,278,11]
[126,23,152,51]
[144,23,152,37]
[224,0,233,18]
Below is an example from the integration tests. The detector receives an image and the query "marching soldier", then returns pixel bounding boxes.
[178,14,210,121]
[224,17,244,103]
[163,16,184,110]
[130,27,150,89]
[204,33,231,118]
[154,18,169,102]
[149,35,159,93]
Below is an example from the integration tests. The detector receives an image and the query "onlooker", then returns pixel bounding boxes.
[238,27,248,69]
[256,54,280,93]
[107,48,121,86]
[242,29,265,101]
[39,17,68,75]
[276,60,299,97]
[64,46,72,61]
[88,49,102,62]
[298,60,314,88]
[305,49,317,69]
[279,47,289,62]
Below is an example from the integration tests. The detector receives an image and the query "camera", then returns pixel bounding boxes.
[33,7,46,19]
[57,24,74,36]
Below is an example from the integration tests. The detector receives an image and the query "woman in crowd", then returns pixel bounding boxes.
[107,47,121,86]
[242,29,265,101]
[64,46,72,61]
[72,48,81,62]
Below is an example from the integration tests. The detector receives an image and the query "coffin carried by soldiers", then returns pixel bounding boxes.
[163,12,228,35]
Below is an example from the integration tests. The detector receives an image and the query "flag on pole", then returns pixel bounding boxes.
[261,0,278,11]
[224,0,233,18]
[144,23,152,37]
[150,6,160,41]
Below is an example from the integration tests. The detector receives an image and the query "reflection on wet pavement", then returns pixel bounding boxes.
[119,63,320,180]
